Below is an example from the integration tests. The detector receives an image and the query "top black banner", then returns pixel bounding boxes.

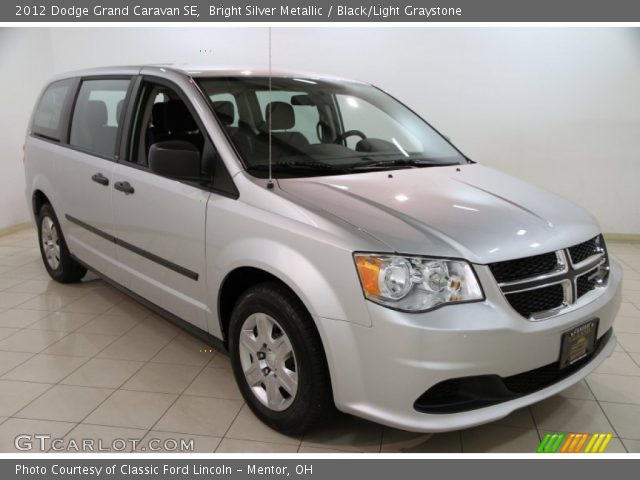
[4,0,640,22]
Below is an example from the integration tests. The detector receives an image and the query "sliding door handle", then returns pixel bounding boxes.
[91,173,109,186]
[114,181,135,195]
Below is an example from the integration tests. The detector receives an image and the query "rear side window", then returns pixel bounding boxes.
[70,79,130,158]
[32,79,73,141]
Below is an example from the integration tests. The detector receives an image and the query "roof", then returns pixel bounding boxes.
[49,64,368,84]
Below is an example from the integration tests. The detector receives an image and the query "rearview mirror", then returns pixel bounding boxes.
[291,93,332,106]
[149,141,201,179]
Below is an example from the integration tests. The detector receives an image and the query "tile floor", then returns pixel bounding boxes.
[0,227,640,453]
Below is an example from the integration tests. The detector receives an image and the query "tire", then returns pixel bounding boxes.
[37,203,86,283]
[229,282,334,434]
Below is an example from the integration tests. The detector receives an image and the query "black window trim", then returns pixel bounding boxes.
[64,74,136,163]
[121,74,239,200]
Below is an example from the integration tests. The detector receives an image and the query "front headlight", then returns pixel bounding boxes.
[354,253,484,312]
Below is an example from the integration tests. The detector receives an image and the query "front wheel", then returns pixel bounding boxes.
[229,282,334,434]
[37,203,86,283]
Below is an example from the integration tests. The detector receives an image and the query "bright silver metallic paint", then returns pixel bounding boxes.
[24,65,622,432]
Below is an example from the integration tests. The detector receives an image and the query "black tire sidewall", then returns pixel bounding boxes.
[229,284,331,433]
[37,204,84,282]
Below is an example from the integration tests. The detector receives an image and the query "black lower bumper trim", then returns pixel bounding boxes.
[414,328,613,414]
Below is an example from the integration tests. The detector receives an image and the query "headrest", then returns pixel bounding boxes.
[85,100,107,127]
[213,101,234,126]
[266,101,294,130]
[152,100,197,133]
[116,99,124,125]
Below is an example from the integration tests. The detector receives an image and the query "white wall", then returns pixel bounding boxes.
[0,29,54,228]
[48,27,270,72]
[1,27,639,233]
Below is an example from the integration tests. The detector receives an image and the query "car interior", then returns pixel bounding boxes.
[131,86,205,170]
[206,85,410,169]
[71,99,119,157]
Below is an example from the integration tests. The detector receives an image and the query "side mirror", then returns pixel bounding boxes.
[149,141,201,179]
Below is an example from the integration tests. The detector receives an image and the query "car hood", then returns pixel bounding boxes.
[277,164,601,264]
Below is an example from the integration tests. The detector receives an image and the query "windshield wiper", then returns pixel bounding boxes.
[349,158,460,170]
[248,161,350,174]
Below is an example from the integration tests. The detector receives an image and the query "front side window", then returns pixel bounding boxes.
[198,77,466,177]
[69,79,130,157]
[126,82,235,195]
[32,79,74,140]
[129,83,205,169]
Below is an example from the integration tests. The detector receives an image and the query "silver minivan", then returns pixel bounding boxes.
[24,65,622,434]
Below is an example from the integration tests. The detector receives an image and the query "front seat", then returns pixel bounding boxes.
[265,101,309,150]
[150,100,203,152]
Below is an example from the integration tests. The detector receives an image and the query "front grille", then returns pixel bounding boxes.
[576,270,596,298]
[505,284,565,318]
[414,328,612,414]
[489,252,559,284]
[488,235,608,319]
[569,235,603,265]
[576,264,609,299]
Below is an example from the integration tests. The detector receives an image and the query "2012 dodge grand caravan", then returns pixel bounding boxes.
[24,65,622,434]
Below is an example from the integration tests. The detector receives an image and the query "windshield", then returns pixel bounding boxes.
[197,76,466,177]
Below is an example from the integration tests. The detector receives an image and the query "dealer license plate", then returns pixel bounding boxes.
[559,319,599,369]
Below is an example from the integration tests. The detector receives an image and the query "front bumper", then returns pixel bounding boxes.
[317,259,622,432]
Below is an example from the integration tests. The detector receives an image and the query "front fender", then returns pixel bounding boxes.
[207,235,373,340]
[214,237,371,326]
[204,185,389,340]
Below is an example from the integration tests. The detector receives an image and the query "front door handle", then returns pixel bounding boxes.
[91,173,109,186]
[114,181,135,195]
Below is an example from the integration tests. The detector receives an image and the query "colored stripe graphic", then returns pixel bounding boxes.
[573,433,589,453]
[559,433,575,453]
[584,433,598,453]
[598,434,613,453]
[584,433,613,453]
[537,433,565,453]
[537,432,613,453]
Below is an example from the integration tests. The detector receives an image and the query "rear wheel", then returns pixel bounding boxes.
[229,282,334,434]
[37,203,86,283]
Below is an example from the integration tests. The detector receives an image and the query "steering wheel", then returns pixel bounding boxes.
[334,130,367,145]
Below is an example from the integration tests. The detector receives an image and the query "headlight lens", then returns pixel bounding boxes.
[354,253,483,312]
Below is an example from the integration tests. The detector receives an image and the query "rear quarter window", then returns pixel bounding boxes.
[31,79,74,141]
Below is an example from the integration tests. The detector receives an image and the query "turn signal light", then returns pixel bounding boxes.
[355,255,382,296]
